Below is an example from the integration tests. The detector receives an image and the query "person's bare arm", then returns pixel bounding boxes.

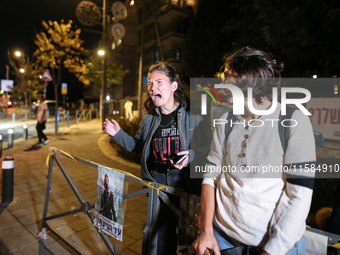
[194,184,220,255]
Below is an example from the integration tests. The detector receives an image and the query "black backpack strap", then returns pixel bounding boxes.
[225,112,236,145]
[278,107,296,153]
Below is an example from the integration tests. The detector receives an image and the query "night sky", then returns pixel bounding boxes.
[0,0,103,79]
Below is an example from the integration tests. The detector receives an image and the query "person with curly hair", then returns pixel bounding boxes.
[104,61,211,254]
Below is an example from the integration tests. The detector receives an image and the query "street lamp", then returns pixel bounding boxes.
[76,0,109,128]
[75,0,113,129]
[97,48,107,126]
[11,50,30,110]
[100,0,108,130]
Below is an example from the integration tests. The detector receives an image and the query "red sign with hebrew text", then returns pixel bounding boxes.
[307,98,340,141]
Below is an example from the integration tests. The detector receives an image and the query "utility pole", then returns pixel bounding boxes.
[137,0,146,116]
[5,65,9,80]
[101,0,108,129]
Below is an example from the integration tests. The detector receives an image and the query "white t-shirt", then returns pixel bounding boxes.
[203,103,316,255]
[37,101,47,121]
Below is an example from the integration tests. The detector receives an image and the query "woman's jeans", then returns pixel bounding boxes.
[150,169,186,255]
[214,226,305,254]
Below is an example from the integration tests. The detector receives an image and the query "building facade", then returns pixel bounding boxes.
[84,0,198,116]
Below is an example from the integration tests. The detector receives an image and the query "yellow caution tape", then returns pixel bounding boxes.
[46,147,76,168]
[330,242,340,248]
[47,148,178,195]
[157,186,168,196]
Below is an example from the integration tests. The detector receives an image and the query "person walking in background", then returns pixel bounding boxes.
[34,94,49,146]
[124,99,133,120]
[104,61,211,255]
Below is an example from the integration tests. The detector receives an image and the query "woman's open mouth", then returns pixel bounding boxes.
[152,93,162,102]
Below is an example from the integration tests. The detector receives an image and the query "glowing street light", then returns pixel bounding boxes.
[106,95,110,101]
[313,75,317,79]
[15,51,21,57]
[20,68,25,73]
[98,50,105,56]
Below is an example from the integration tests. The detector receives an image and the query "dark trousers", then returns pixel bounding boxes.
[151,169,186,255]
[156,197,178,255]
[36,121,47,143]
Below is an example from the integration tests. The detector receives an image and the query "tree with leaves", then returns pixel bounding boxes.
[8,52,44,109]
[86,52,129,93]
[34,20,89,111]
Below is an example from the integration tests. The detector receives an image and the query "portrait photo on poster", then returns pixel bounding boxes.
[94,166,125,242]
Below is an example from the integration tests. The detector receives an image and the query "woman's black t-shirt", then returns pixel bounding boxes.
[150,109,182,168]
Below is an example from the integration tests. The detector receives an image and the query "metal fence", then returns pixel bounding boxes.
[75,109,99,124]
[39,148,192,255]
[39,148,340,255]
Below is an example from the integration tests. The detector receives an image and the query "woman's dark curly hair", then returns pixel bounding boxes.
[221,46,284,104]
[144,61,187,113]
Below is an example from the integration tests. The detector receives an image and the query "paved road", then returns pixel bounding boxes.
[0,117,144,255]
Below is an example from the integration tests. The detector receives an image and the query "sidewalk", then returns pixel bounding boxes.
[0,119,146,255]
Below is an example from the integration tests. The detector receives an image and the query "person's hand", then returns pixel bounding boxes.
[193,231,220,255]
[39,119,43,123]
[103,119,121,137]
[34,115,37,120]
[169,150,189,170]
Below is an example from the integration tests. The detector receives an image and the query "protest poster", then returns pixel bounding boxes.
[94,165,125,241]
